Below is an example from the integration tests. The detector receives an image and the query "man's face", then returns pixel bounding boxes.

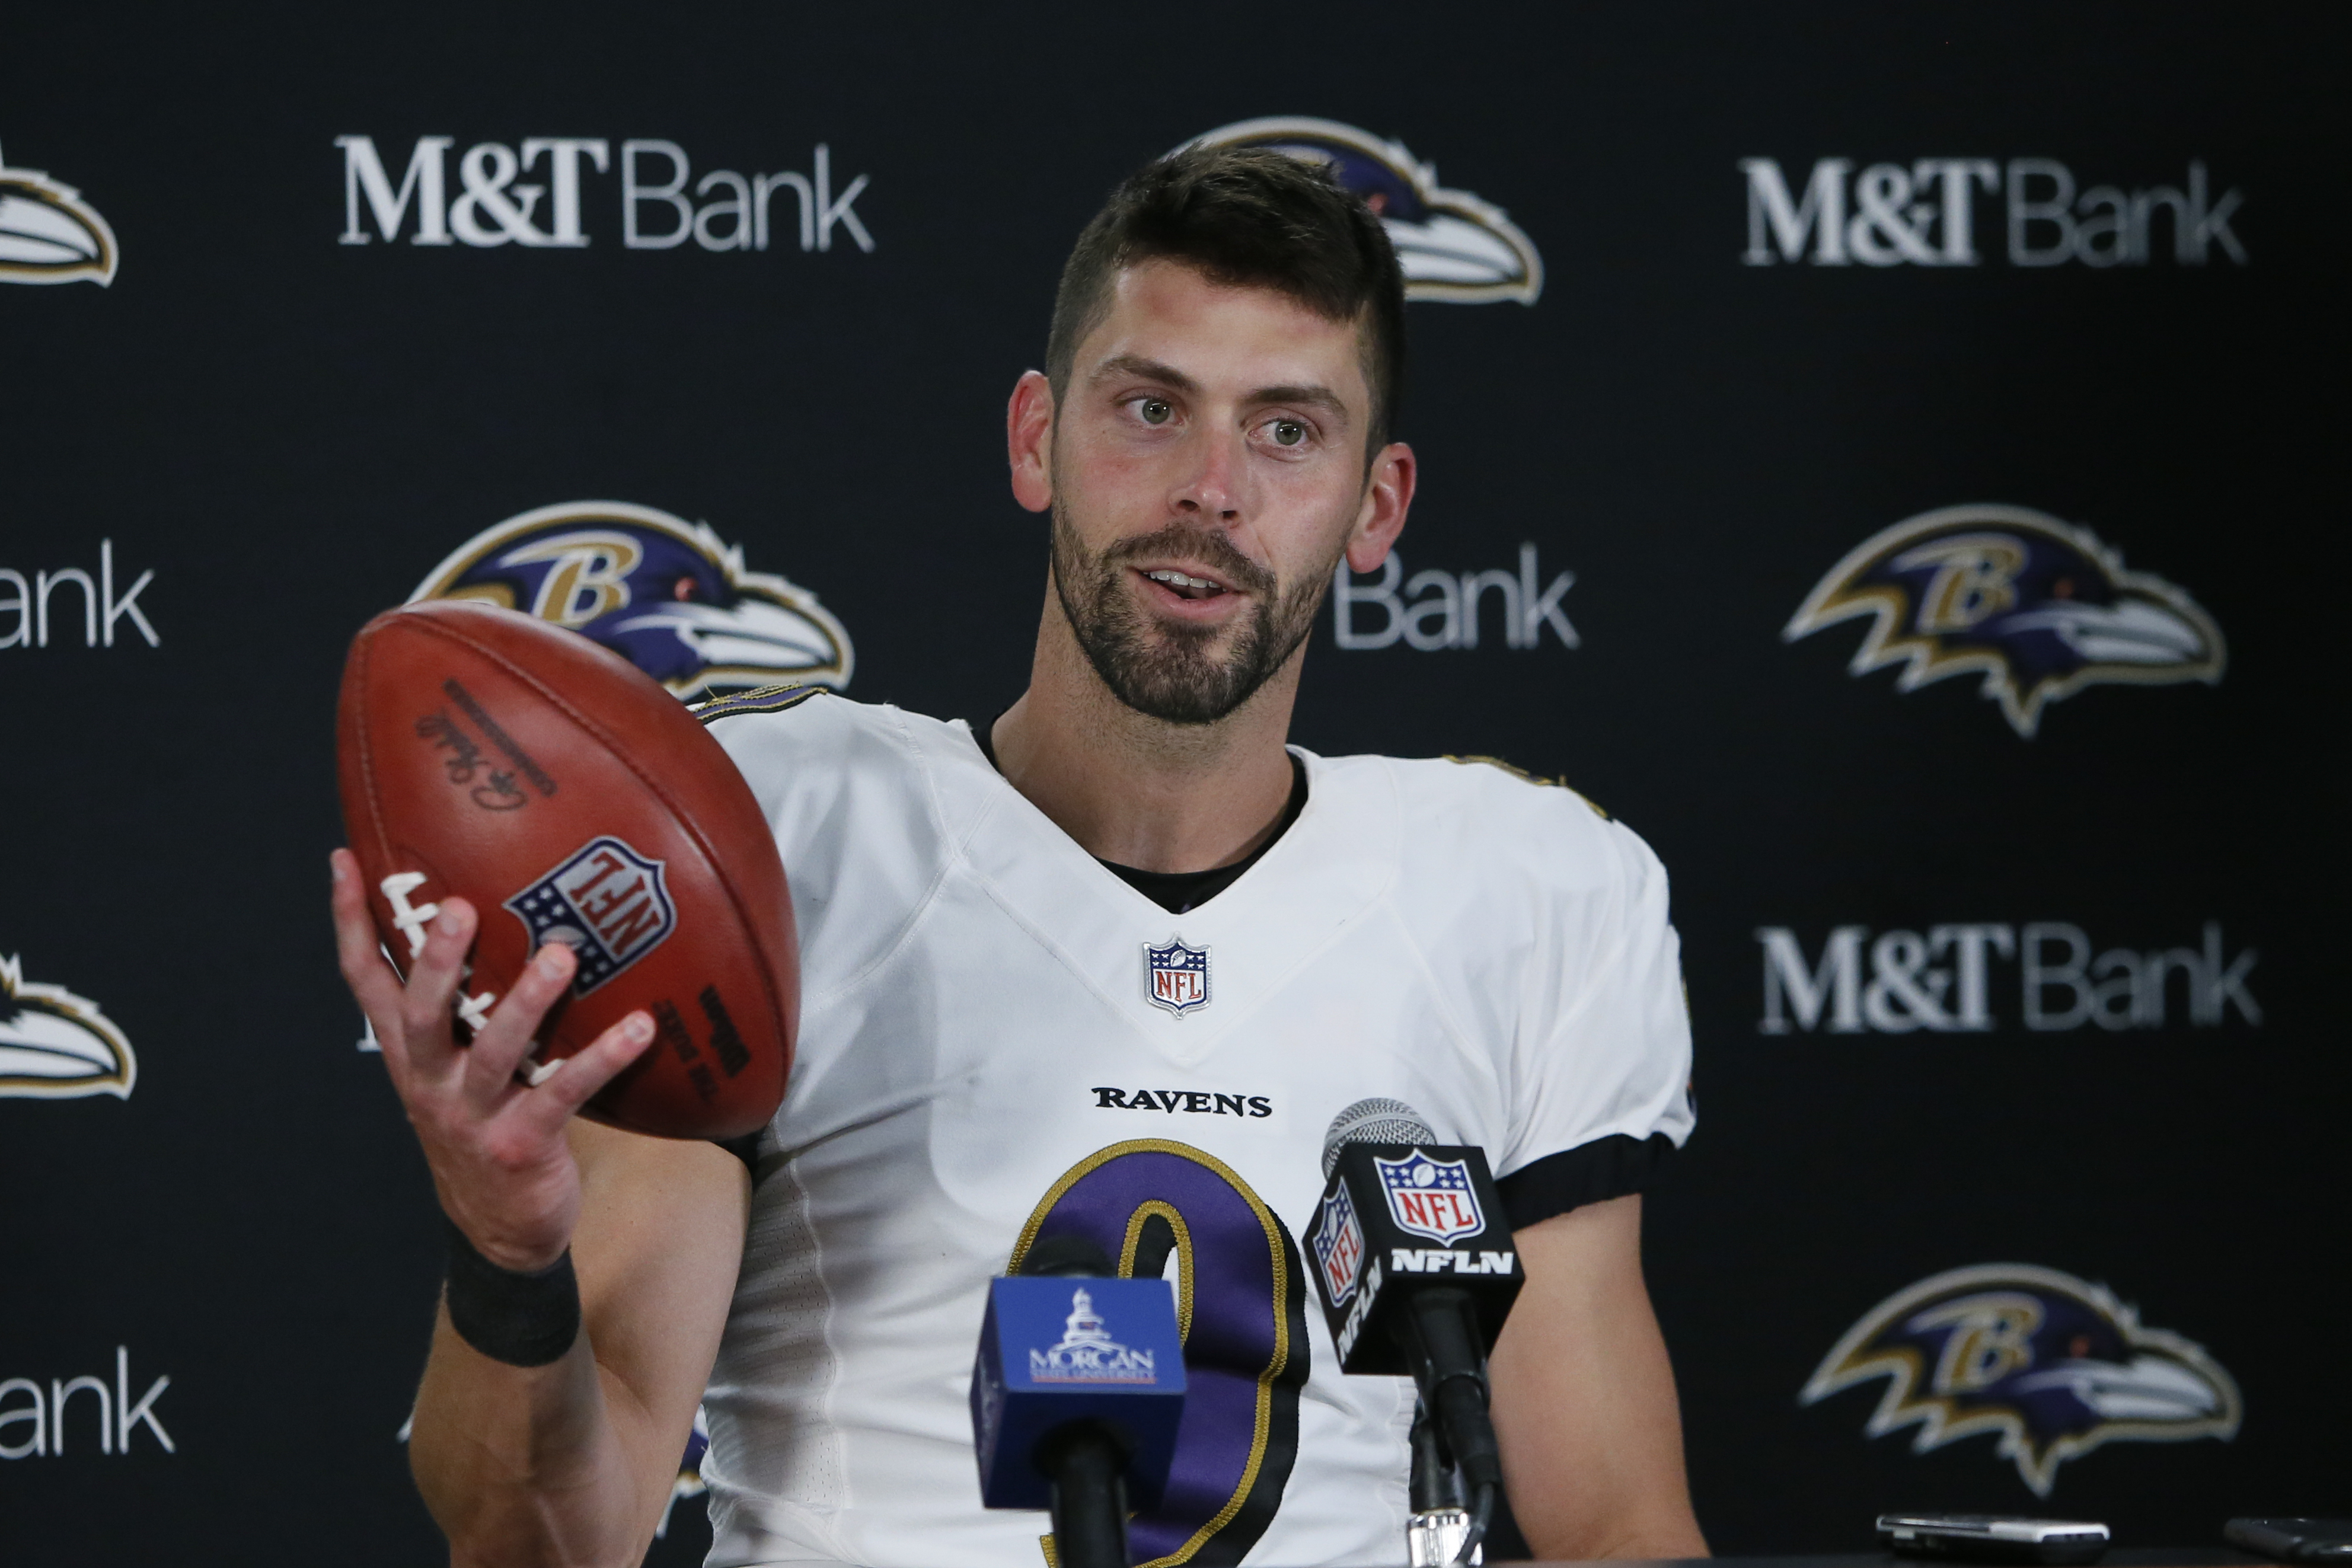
[1041,260,1386,725]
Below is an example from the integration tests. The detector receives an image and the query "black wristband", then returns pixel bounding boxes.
[442,1216,582,1368]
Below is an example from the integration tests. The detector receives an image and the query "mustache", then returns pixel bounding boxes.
[1098,523,1278,597]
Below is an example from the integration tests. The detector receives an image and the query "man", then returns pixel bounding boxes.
[331,145,1706,1568]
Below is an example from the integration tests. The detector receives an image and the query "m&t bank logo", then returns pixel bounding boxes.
[336,135,873,253]
[1740,157,2245,268]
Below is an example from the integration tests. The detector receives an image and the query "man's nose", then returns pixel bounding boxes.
[1170,428,1246,525]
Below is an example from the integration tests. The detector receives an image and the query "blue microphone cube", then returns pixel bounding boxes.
[969,1274,1188,1511]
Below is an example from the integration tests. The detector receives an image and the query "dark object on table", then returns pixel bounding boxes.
[1878,1512,2111,1565]
[2225,1521,2352,1563]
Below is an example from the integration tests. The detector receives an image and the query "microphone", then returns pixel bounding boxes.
[969,1235,1187,1568]
[1310,1098,1526,1564]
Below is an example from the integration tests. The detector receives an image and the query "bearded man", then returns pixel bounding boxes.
[333,144,1707,1568]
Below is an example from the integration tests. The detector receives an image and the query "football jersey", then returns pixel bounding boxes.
[694,693,1694,1568]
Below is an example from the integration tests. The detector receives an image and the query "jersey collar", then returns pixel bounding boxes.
[924,718,1400,1061]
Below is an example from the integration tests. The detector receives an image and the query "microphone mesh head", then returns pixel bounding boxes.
[1322,1097,1437,1177]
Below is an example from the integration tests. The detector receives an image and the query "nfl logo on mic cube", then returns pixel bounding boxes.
[1313,1184,1368,1307]
[1377,1151,1485,1244]
[1313,1139,1524,1372]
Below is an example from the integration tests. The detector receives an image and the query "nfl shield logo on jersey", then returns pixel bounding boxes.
[1311,1184,1367,1306]
[505,835,676,993]
[1143,937,1211,1018]
[1376,1150,1485,1244]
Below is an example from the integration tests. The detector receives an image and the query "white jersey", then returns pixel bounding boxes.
[696,693,1694,1568]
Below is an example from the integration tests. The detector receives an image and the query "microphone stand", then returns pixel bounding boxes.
[1399,1289,1498,1566]
[1037,1423,1132,1568]
[1406,1398,1477,1567]
[1023,1236,1137,1568]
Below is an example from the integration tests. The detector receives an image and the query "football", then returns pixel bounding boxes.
[336,599,795,1140]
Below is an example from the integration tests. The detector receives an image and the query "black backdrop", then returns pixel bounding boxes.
[4,5,2345,1563]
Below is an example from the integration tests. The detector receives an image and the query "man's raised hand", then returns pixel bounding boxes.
[329,848,655,1272]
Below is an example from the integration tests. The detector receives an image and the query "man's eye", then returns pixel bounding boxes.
[1271,419,1307,447]
[1138,398,1173,426]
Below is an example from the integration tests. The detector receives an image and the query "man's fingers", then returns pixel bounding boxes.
[516,1011,657,1137]
[330,851,411,1056]
[329,851,426,1072]
[398,897,477,1043]
[461,941,580,1104]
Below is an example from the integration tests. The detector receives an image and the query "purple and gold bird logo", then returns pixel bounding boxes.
[413,501,852,701]
[1801,1263,2240,1494]
[1183,117,1542,305]
[1786,504,2224,737]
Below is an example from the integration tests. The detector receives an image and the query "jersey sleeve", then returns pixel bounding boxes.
[1494,809,1696,1230]
[694,691,954,1015]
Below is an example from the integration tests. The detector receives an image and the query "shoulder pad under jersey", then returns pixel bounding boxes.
[1442,753,1609,818]
[690,684,825,726]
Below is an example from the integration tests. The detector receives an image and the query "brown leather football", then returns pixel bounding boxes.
[336,599,794,1140]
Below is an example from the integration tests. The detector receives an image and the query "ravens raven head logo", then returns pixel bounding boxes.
[0,140,118,286]
[1182,118,1542,304]
[0,954,136,1100]
[412,500,853,702]
[1785,504,2224,737]
[1801,1263,2240,1496]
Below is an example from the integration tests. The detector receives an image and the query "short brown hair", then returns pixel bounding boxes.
[1045,145,1407,455]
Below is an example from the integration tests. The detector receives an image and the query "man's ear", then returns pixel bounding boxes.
[1345,441,1416,573]
[1008,371,1056,515]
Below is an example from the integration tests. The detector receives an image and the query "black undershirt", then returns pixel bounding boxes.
[971,713,1308,915]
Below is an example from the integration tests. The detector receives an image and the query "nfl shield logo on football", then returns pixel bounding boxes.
[505,835,676,993]
[1376,1150,1484,1243]
[1311,1184,1367,1306]
[1143,937,1211,1018]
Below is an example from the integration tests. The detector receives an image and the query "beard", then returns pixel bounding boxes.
[1050,503,1338,726]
